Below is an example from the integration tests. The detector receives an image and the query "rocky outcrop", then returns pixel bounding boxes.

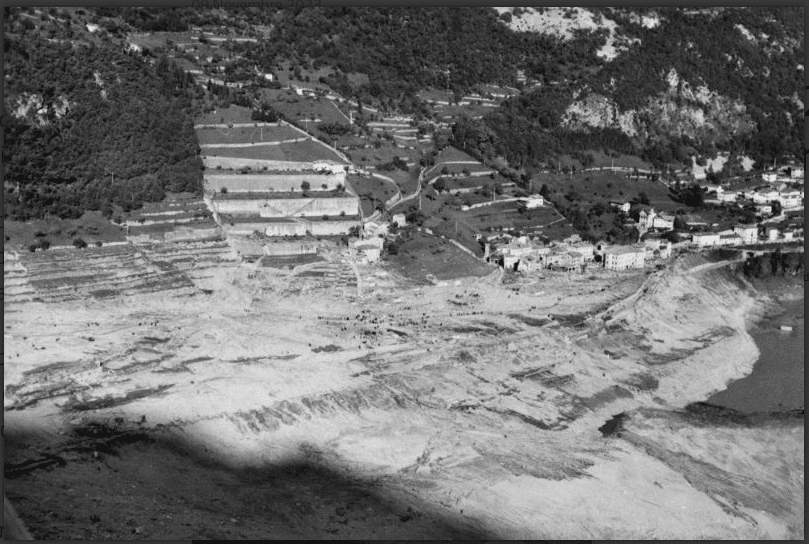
[561,69,756,147]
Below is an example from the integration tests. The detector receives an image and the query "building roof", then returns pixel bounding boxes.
[604,245,645,255]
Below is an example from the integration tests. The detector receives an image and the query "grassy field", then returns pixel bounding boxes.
[385,229,495,283]
[461,202,562,232]
[347,142,422,167]
[583,150,654,170]
[195,105,254,125]
[535,170,681,213]
[434,146,481,164]
[203,139,344,162]
[197,125,302,145]
[4,212,127,250]
[347,175,398,200]
[260,89,352,127]
[379,169,420,195]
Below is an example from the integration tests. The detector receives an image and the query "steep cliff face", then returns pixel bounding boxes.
[561,68,756,147]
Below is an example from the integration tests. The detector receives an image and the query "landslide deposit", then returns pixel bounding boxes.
[4,248,803,540]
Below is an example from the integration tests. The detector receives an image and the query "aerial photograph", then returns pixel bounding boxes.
[3,5,804,540]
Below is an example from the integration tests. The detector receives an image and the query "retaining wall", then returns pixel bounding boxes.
[226,219,360,237]
[213,196,359,218]
[203,156,320,171]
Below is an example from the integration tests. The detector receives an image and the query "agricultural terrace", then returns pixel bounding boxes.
[259,88,353,127]
[4,211,127,250]
[346,174,396,217]
[346,142,422,168]
[377,169,420,195]
[196,125,303,145]
[201,139,346,163]
[212,190,351,200]
[434,146,481,163]
[204,172,346,194]
[194,105,254,126]
[438,173,510,192]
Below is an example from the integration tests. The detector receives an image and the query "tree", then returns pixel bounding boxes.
[636,192,650,205]
[72,237,88,249]
[770,200,782,216]
[301,181,311,193]
[433,177,447,193]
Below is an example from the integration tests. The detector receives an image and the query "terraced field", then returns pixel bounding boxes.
[14,245,195,303]
[197,125,302,145]
[203,139,344,163]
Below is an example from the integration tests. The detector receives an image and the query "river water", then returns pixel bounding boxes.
[707,297,804,413]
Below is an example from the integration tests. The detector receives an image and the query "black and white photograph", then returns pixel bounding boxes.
[3,4,804,540]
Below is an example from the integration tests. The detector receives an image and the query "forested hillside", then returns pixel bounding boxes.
[3,7,803,221]
[454,7,804,171]
[3,8,203,220]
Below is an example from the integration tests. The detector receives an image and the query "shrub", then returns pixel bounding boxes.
[220,187,228,194]
[95,241,103,247]
[73,237,88,249]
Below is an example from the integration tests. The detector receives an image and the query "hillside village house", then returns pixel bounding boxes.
[391,213,407,227]
[692,232,720,248]
[755,204,773,215]
[351,237,383,264]
[602,246,646,270]
[717,230,743,246]
[523,195,545,208]
[765,226,780,242]
[643,239,673,259]
[733,224,758,244]
[638,208,675,231]
[762,171,778,183]
[609,201,632,213]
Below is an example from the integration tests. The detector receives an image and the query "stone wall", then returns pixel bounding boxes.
[225,219,360,237]
[203,156,319,171]
[213,196,360,218]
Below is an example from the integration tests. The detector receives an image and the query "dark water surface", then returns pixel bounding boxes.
[707,298,804,413]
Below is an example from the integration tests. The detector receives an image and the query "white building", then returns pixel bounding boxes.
[352,237,383,263]
[638,208,674,231]
[762,171,778,183]
[603,246,646,270]
[523,195,545,208]
[691,232,720,248]
[391,213,407,227]
[733,224,758,244]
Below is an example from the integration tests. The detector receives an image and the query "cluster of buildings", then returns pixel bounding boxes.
[703,184,804,213]
[487,234,671,273]
[690,223,803,248]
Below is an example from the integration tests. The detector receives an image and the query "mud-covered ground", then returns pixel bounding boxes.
[4,252,804,539]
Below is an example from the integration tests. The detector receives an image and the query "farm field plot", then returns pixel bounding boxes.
[385,230,495,283]
[203,139,345,163]
[461,203,565,233]
[197,125,303,145]
[537,171,680,213]
[195,105,254,126]
[260,90,352,127]
[434,146,481,164]
[348,143,422,167]
[4,212,127,250]
[347,176,399,205]
[429,163,494,179]
[379,169,420,195]
[441,176,500,190]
